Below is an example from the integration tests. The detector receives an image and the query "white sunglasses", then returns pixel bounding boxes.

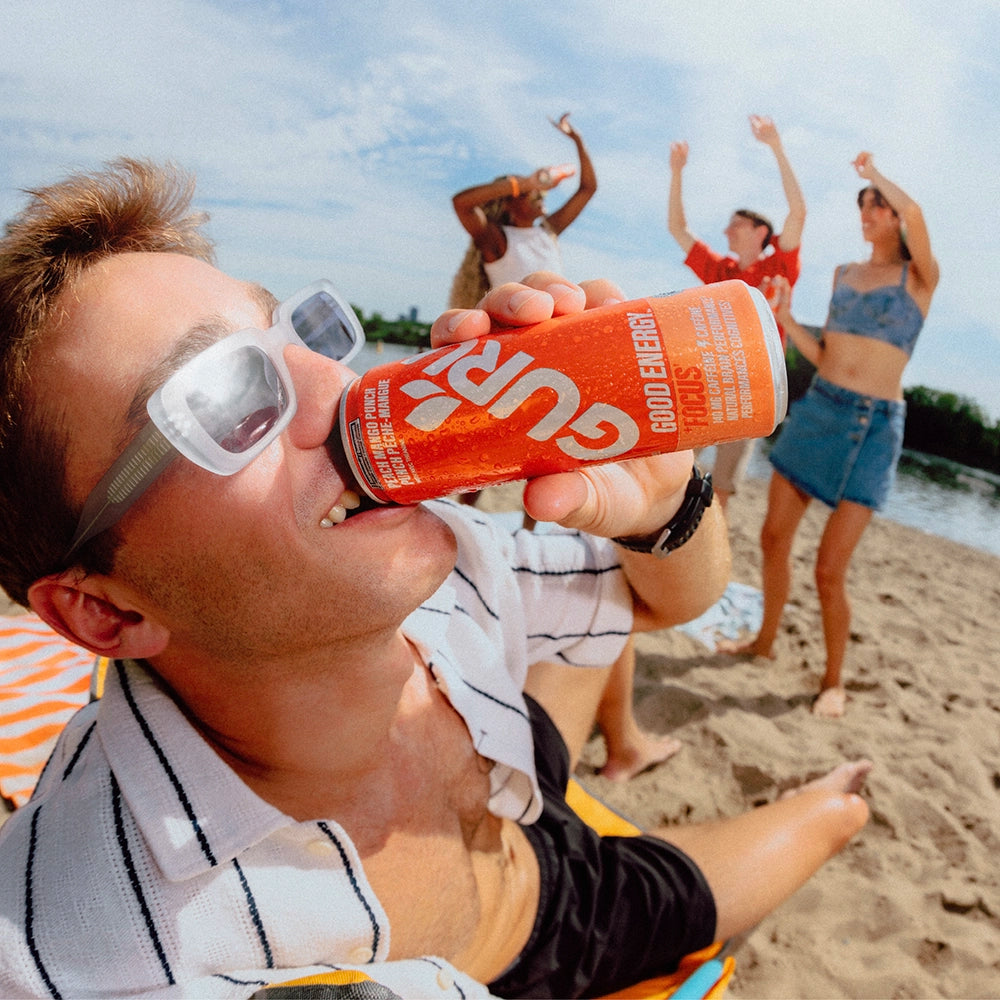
[64,280,364,562]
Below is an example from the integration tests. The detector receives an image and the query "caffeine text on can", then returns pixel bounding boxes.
[339,280,787,505]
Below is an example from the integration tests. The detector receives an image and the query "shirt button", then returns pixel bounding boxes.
[349,945,372,964]
[306,839,335,857]
[436,969,454,990]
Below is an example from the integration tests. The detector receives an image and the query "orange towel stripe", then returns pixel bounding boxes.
[0,722,75,755]
[0,700,90,727]
[0,653,92,681]
[0,669,91,696]
[0,614,98,808]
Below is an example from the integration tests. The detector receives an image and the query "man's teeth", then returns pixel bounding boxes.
[320,489,362,527]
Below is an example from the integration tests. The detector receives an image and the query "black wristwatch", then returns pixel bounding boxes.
[612,466,714,558]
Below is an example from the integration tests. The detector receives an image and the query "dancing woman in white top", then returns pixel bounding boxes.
[449,113,597,309]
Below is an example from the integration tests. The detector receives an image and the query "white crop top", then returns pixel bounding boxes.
[483,224,562,287]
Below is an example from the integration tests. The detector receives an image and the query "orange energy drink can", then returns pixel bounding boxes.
[339,280,786,505]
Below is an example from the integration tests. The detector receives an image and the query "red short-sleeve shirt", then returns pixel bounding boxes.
[684,238,800,344]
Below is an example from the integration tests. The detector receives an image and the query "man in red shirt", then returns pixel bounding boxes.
[668,115,806,510]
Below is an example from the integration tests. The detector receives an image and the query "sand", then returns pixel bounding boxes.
[480,476,1000,999]
[3,476,998,997]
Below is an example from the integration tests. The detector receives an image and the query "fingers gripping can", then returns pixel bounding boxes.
[339,280,787,504]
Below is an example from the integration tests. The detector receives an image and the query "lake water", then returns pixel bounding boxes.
[354,341,1000,559]
[742,442,1000,557]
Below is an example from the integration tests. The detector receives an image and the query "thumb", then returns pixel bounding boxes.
[522,471,592,527]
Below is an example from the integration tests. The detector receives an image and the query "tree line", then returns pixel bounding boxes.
[354,306,433,348]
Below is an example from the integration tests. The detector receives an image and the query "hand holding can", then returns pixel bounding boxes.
[339,280,786,505]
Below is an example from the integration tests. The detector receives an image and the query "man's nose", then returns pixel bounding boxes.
[283,342,355,450]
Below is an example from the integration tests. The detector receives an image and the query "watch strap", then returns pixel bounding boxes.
[612,466,713,558]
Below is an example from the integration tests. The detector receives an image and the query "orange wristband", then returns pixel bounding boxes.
[508,175,520,198]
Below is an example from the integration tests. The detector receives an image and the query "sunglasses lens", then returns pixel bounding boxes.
[291,290,359,361]
[186,345,289,454]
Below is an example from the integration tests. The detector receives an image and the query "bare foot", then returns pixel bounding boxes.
[812,686,846,718]
[599,733,682,783]
[780,759,873,800]
[717,635,776,659]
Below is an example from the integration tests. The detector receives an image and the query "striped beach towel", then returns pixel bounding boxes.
[0,613,103,808]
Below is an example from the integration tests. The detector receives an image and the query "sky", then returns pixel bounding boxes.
[3,0,999,420]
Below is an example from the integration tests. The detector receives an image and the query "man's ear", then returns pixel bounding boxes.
[27,571,169,659]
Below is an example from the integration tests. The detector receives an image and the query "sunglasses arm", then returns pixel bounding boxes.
[63,424,178,563]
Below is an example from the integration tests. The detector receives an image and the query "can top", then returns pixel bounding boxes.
[745,284,788,431]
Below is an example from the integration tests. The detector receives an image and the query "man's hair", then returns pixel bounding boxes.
[0,158,215,606]
[733,208,774,251]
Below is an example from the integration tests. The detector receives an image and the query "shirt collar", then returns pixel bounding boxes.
[99,659,290,881]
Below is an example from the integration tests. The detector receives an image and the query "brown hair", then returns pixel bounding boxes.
[447,239,491,310]
[0,158,215,606]
[733,208,774,250]
[857,186,911,260]
[447,180,521,310]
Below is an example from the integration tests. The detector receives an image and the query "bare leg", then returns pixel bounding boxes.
[525,639,681,779]
[708,439,753,518]
[657,761,871,940]
[730,472,810,657]
[779,759,873,799]
[525,660,610,769]
[811,500,873,717]
[595,636,682,782]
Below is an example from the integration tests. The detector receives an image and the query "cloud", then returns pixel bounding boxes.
[1,0,998,416]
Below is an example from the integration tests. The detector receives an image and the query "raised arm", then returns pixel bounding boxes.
[451,176,517,263]
[750,115,806,251]
[430,272,731,631]
[562,455,730,632]
[852,152,939,302]
[667,141,696,255]
[544,114,598,236]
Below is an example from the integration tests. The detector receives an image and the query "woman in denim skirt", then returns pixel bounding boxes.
[735,152,939,717]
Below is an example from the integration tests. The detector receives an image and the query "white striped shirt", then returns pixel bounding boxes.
[0,502,631,998]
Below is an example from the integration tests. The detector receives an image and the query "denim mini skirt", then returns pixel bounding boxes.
[769,374,905,510]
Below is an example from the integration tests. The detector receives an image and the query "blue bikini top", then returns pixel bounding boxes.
[826,263,924,357]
